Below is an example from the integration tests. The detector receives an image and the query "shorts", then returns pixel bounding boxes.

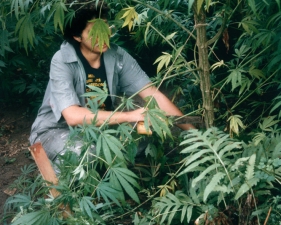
[30,128,87,161]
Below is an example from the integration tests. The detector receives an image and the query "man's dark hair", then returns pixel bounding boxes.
[64,0,110,45]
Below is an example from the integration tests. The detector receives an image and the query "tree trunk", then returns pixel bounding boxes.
[193,3,214,128]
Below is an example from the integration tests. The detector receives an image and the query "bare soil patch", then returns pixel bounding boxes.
[0,105,35,223]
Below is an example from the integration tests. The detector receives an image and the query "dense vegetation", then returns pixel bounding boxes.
[1,0,281,224]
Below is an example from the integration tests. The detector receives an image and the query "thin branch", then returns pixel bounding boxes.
[263,207,272,225]
[131,0,196,40]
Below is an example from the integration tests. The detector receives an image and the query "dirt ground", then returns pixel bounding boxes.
[0,105,35,222]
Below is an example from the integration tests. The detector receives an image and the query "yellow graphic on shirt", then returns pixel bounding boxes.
[86,73,107,110]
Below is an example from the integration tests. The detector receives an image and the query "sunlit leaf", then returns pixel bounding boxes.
[153,52,172,74]
[210,60,227,71]
[120,7,138,31]
[227,114,245,137]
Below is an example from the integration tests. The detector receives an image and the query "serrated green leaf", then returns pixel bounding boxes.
[270,96,281,114]
[15,13,35,52]
[245,154,256,180]
[234,177,259,200]
[248,0,257,15]
[109,167,140,203]
[144,109,172,141]
[180,142,208,154]
[96,181,121,206]
[53,2,67,32]
[249,67,265,79]
[184,149,213,166]
[88,19,111,53]
[218,142,242,158]
[192,163,221,187]
[178,156,215,176]
[79,196,97,219]
[144,22,151,46]
[12,210,51,225]
[166,32,177,41]
[203,172,225,202]
[259,116,279,131]
[102,135,112,163]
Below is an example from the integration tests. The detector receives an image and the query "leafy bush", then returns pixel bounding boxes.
[2,0,281,224]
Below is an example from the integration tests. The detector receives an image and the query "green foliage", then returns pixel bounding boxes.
[153,191,194,224]
[2,0,281,224]
[88,18,111,53]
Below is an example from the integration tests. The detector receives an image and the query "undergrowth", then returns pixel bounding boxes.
[3,120,281,224]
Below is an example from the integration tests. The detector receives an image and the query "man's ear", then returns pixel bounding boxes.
[73,36,82,42]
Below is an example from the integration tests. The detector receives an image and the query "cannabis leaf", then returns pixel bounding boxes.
[154,191,194,225]
[88,19,111,53]
[96,129,124,164]
[120,7,138,31]
[227,114,245,137]
[108,166,140,203]
[154,52,172,73]
[15,13,35,51]
[82,83,109,108]
[144,108,172,141]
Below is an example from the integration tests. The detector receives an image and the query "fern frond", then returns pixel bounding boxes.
[192,163,221,187]
[231,157,250,171]
[219,142,242,158]
[272,142,281,158]
[245,154,256,181]
[203,172,225,202]
[234,177,259,200]
[183,149,213,166]
[178,156,216,176]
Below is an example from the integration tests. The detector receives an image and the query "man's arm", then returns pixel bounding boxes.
[62,83,195,130]
[62,105,145,127]
[138,84,196,130]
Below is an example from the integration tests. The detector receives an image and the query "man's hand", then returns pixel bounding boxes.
[138,84,196,130]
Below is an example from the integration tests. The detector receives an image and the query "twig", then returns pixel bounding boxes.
[263,207,272,225]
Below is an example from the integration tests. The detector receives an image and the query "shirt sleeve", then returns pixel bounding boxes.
[117,47,151,96]
[49,51,81,122]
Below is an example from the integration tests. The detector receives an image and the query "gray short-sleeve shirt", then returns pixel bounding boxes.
[29,41,151,143]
